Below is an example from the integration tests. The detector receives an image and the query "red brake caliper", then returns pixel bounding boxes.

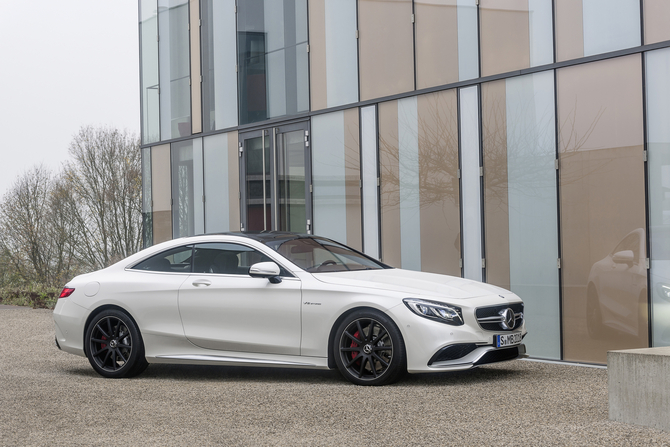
[350,331,360,360]
[101,335,107,349]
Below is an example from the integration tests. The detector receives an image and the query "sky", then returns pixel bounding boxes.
[0,0,140,197]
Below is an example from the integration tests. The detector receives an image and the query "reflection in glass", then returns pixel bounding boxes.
[151,144,173,244]
[141,147,153,247]
[204,134,231,233]
[312,110,361,248]
[237,0,309,125]
[646,48,670,346]
[158,0,191,140]
[277,130,306,233]
[361,106,380,259]
[140,0,160,144]
[482,71,560,359]
[245,135,271,231]
[379,91,461,274]
[558,55,647,363]
[171,140,203,238]
[201,0,238,131]
[460,86,482,282]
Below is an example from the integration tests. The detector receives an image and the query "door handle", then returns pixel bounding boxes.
[192,279,212,287]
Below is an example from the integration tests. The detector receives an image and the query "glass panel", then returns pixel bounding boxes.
[132,245,193,272]
[142,147,153,247]
[457,0,479,81]
[192,243,282,275]
[151,144,172,243]
[324,0,358,107]
[528,0,554,67]
[312,111,347,243]
[245,135,271,231]
[646,48,670,347]
[358,0,414,101]
[201,0,238,131]
[193,138,204,235]
[361,106,380,259]
[460,86,482,282]
[555,0,641,62]
[644,0,670,44]
[237,0,309,125]
[558,55,647,363]
[482,71,560,359]
[140,0,160,144]
[277,130,306,233]
[158,0,191,140]
[171,140,196,238]
[203,133,230,233]
[378,91,461,274]
[418,90,461,276]
[190,0,202,134]
[479,0,553,76]
[582,0,640,57]
[480,0,530,77]
[268,237,385,272]
[415,1,459,91]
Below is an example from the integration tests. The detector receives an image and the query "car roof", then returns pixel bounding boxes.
[201,231,313,244]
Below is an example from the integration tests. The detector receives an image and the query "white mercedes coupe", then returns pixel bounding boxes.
[54,232,527,385]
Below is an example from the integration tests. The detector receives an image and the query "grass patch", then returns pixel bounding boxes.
[0,287,59,309]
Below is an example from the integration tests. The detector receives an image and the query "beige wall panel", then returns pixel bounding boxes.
[555,0,584,62]
[228,132,240,231]
[309,0,328,110]
[190,0,202,134]
[644,0,670,44]
[344,108,362,250]
[359,0,414,101]
[151,144,172,243]
[417,90,461,275]
[415,0,459,89]
[379,101,402,267]
[480,0,530,77]
[481,80,510,290]
[558,55,647,364]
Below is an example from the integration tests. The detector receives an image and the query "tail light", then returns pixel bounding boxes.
[59,287,75,298]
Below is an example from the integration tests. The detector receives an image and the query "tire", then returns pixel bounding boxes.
[85,309,148,378]
[333,309,406,386]
[586,284,603,340]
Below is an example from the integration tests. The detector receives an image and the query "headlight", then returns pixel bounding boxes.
[656,283,670,303]
[403,298,464,326]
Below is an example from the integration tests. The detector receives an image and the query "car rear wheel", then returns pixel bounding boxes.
[85,309,148,378]
[333,310,406,386]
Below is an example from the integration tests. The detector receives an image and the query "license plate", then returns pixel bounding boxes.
[495,333,522,348]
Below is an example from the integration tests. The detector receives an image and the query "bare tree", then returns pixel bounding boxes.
[64,126,142,270]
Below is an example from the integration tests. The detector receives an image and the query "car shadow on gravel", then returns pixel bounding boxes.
[62,361,528,387]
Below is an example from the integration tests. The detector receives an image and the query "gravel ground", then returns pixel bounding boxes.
[1,308,669,446]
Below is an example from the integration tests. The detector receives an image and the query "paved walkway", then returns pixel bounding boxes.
[1,307,669,446]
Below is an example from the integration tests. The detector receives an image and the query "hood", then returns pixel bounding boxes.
[311,268,512,300]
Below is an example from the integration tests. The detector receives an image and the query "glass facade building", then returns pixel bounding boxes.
[138,0,670,363]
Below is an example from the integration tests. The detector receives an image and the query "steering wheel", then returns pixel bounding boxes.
[320,260,337,266]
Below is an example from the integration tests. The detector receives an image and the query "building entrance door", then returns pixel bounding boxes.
[239,121,312,233]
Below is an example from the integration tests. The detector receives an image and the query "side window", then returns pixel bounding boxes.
[132,246,193,272]
[192,242,292,276]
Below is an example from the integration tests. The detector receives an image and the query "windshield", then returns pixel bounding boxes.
[265,237,388,273]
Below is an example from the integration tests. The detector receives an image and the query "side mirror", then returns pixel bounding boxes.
[612,250,635,265]
[249,262,282,284]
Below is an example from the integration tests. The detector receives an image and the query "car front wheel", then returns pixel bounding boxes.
[85,309,148,378]
[333,310,406,386]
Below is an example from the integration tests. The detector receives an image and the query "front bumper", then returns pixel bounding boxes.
[427,343,527,371]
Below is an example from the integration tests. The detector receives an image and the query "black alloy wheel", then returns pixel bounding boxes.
[334,310,406,386]
[85,309,148,378]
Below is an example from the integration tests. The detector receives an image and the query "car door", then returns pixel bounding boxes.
[177,242,302,355]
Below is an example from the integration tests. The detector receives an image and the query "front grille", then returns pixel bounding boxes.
[474,346,521,366]
[428,344,478,365]
[475,303,524,331]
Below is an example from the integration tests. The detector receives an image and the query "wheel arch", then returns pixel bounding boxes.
[326,305,402,369]
[82,304,142,356]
